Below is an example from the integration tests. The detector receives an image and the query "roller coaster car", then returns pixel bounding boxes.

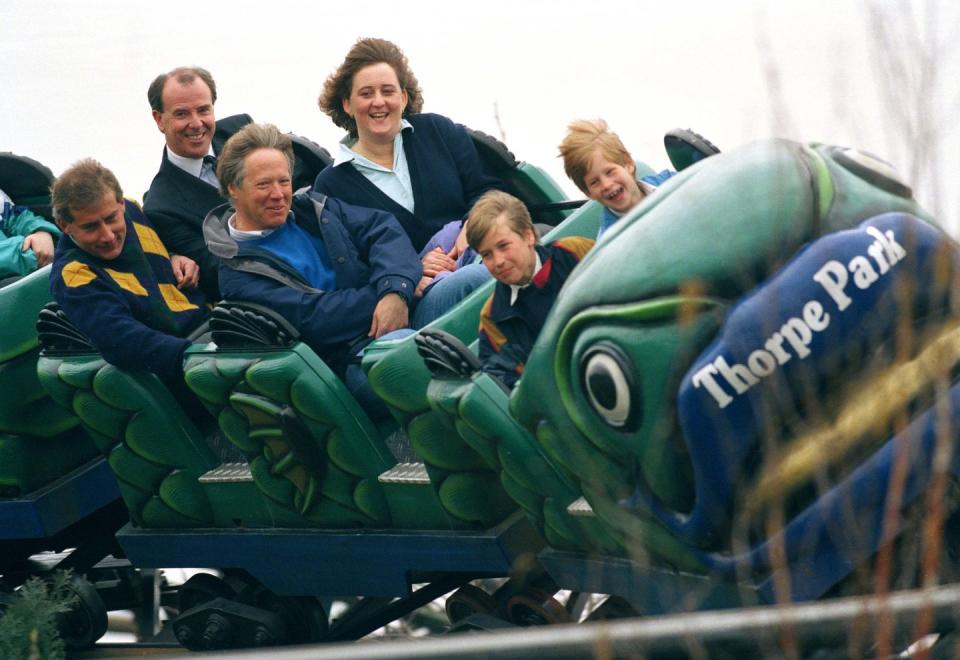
[0,153,129,649]
[34,136,575,650]
[0,153,122,564]
[419,138,960,616]
[1,131,332,648]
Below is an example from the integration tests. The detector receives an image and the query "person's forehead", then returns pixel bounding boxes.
[73,191,121,223]
[253,147,291,166]
[586,149,619,171]
[162,76,212,106]
[482,221,520,245]
[353,62,400,86]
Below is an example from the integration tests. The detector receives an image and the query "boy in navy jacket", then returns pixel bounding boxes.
[467,191,593,389]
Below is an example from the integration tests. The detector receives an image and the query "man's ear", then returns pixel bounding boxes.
[152,110,164,133]
[54,217,69,234]
[227,183,238,199]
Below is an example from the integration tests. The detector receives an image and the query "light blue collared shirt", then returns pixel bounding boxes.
[335,119,415,213]
[166,146,218,188]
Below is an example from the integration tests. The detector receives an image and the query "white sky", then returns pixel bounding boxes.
[3,0,958,232]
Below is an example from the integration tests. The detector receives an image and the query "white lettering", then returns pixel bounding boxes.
[747,350,777,377]
[813,260,852,311]
[692,225,907,409]
[692,362,734,408]
[780,317,813,359]
[715,356,759,394]
[850,255,880,289]
[764,332,792,365]
[867,240,890,274]
[867,226,906,265]
[802,300,829,331]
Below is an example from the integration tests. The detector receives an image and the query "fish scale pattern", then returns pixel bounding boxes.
[0,270,98,496]
[425,373,622,552]
[36,355,217,527]
[183,346,394,527]
[367,346,518,528]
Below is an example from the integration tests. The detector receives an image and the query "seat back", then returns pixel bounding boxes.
[0,151,55,220]
[36,304,220,528]
[0,272,99,496]
[415,329,623,552]
[290,133,333,192]
[467,128,572,226]
[183,303,396,528]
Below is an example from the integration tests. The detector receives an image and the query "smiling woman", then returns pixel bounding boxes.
[313,37,499,311]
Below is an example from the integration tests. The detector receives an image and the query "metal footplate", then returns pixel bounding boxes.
[199,463,253,484]
[567,497,595,517]
[378,462,430,485]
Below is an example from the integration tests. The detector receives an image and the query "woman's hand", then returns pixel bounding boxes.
[421,246,456,277]
[448,223,470,261]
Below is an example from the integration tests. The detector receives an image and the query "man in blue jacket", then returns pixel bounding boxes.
[204,123,426,415]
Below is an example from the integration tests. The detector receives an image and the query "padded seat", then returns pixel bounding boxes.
[36,304,266,528]
[184,303,399,528]
[422,363,622,553]
[0,151,55,219]
[289,133,332,192]
[0,270,98,496]
[467,129,572,226]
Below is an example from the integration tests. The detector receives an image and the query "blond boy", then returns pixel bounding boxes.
[559,120,717,237]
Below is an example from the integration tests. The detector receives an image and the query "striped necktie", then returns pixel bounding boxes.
[201,154,219,189]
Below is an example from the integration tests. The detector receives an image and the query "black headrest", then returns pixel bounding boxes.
[210,301,301,349]
[0,152,55,201]
[466,128,519,175]
[289,134,333,192]
[36,302,96,354]
[415,328,482,378]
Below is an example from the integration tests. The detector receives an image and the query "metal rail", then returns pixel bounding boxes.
[177,582,960,659]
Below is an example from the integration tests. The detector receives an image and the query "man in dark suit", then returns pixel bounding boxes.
[144,66,251,301]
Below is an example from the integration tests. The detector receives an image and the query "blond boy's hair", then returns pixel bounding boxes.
[558,119,634,195]
[466,190,533,251]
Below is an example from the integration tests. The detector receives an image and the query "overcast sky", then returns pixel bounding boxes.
[3,0,957,232]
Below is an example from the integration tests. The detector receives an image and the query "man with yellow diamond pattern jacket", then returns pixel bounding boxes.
[50,159,208,386]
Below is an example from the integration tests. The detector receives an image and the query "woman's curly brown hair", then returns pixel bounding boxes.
[318,38,424,138]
